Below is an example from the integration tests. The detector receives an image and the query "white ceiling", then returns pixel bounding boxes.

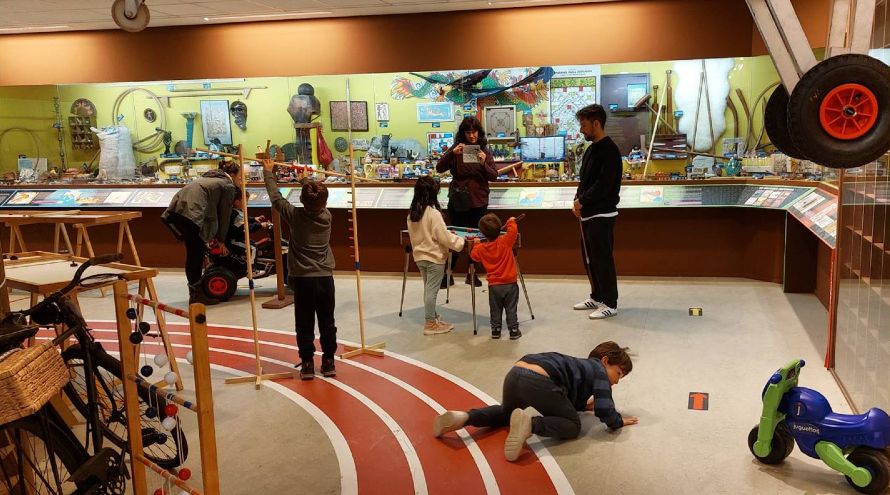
[0,0,616,34]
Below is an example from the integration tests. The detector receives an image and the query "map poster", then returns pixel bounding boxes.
[550,78,597,143]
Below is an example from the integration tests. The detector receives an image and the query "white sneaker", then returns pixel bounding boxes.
[433,411,469,437]
[573,298,601,310]
[589,306,618,319]
[504,408,535,461]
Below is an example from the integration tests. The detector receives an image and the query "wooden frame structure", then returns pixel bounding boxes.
[112,280,220,495]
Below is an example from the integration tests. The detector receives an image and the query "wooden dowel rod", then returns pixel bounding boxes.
[127,375,199,412]
[135,455,202,495]
[125,293,190,318]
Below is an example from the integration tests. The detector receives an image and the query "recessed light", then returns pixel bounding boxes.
[203,11,333,22]
[0,25,70,32]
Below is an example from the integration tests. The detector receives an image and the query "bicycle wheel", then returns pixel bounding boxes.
[61,343,188,470]
[0,407,91,494]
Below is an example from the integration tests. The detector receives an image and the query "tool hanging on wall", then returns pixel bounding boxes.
[726,95,740,140]
[151,87,265,107]
[112,87,167,153]
[52,97,67,169]
[735,88,752,154]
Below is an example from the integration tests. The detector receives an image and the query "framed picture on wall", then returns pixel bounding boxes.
[375,102,390,121]
[330,101,369,132]
[200,100,233,145]
[483,105,517,137]
[427,132,454,154]
[417,102,455,123]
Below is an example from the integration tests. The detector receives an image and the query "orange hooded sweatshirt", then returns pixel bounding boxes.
[470,217,518,286]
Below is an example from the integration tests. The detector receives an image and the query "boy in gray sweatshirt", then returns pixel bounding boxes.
[263,161,337,379]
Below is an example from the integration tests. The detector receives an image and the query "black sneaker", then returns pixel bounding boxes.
[509,328,522,340]
[321,357,336,377]
[440,275,454,289]
[299,360,315,380]
[491,328,502,339]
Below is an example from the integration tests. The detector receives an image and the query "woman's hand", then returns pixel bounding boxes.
[477,150,486,163]
[453,143,465,154]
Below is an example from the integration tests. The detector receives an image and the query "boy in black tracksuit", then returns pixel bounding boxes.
[572,104,623,319]
[263,162,337,379]
[433,341,638,462]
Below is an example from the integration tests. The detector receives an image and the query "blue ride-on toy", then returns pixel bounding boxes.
[749,359,890,494]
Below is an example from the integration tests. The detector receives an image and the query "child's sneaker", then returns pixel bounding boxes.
[423,319,453,335]
[320,357,336,377]
[433,410,469,437]
[491,328,502,339]
[504,408,535,461]
[573,298,601,310]
[509,328,522,340]
[588,306,618,319]
[299,360,314,380]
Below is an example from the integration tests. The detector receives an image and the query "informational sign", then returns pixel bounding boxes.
[787,189,838,247]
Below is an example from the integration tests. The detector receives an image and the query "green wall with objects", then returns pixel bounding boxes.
[0,53,787,174]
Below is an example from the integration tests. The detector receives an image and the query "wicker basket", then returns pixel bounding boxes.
[0,341,70,426]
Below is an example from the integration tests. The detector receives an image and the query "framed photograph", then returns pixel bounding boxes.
[427,132,454,154]
[483,105,516,137]
[375,102,390,121]
[417,102,455,123]
[200,100,233,145]
[330,101,369,132]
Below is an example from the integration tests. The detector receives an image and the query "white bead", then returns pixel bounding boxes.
[179,491,189,495]
[164,372,178,385]
[162,417,177,431]
[186,351,194,365]
[153,354,169,367]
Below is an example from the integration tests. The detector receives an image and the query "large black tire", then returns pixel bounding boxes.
[747,422,794,465]
[788,54,890,169]
[62,343,188,470]
[201,267,237,302]
[765,85,807,159]
[0,407,93,494]
[846,448,890,495]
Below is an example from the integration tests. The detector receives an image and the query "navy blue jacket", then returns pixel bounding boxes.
[521,352,624,429]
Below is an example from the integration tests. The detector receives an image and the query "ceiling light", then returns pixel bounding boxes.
[203,11,332,22]
[0,25,70,33]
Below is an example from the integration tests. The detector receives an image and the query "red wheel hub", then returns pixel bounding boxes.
[207,276,228,296]
[819,83,878,140]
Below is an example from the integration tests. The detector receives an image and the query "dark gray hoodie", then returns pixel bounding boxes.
[162,169,238,243]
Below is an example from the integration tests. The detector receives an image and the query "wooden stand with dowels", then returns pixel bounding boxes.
[112,281,220,495]
[194,145,294,389]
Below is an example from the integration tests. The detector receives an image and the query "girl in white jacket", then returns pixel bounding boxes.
[406,177,465,335]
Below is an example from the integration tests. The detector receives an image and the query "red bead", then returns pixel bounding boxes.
[153,489,165,495]
[178,468,192,481]
[164,404,178,417]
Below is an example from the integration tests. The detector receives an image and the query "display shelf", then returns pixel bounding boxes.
[68,116,97,150]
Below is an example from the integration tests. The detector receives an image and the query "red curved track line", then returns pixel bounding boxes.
[83,322,559,494]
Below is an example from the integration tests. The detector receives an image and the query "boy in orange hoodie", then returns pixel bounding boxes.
[469,213,521,340]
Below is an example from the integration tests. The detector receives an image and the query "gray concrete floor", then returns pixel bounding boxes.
[24,272,857,495]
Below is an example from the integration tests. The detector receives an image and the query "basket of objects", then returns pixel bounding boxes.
[0,340,70,425]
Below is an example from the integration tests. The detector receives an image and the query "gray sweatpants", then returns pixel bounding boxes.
[416,260,445,322]
[489,282,519,331]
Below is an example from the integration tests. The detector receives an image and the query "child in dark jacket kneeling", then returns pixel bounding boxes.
[263,161,337,380]
[469,213,521,340]
[433,341,639,462]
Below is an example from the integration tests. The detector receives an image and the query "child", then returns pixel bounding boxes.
[226,192,271,261]
[468,213,520,340]
[406,176,466,335]
[433,341,638,462]
[262,161,337,380]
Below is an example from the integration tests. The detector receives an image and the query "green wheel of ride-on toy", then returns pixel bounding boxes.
[845,448,890,495]
[748,422,794,465]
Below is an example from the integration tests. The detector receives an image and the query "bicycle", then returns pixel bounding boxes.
[0,254,188,494]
